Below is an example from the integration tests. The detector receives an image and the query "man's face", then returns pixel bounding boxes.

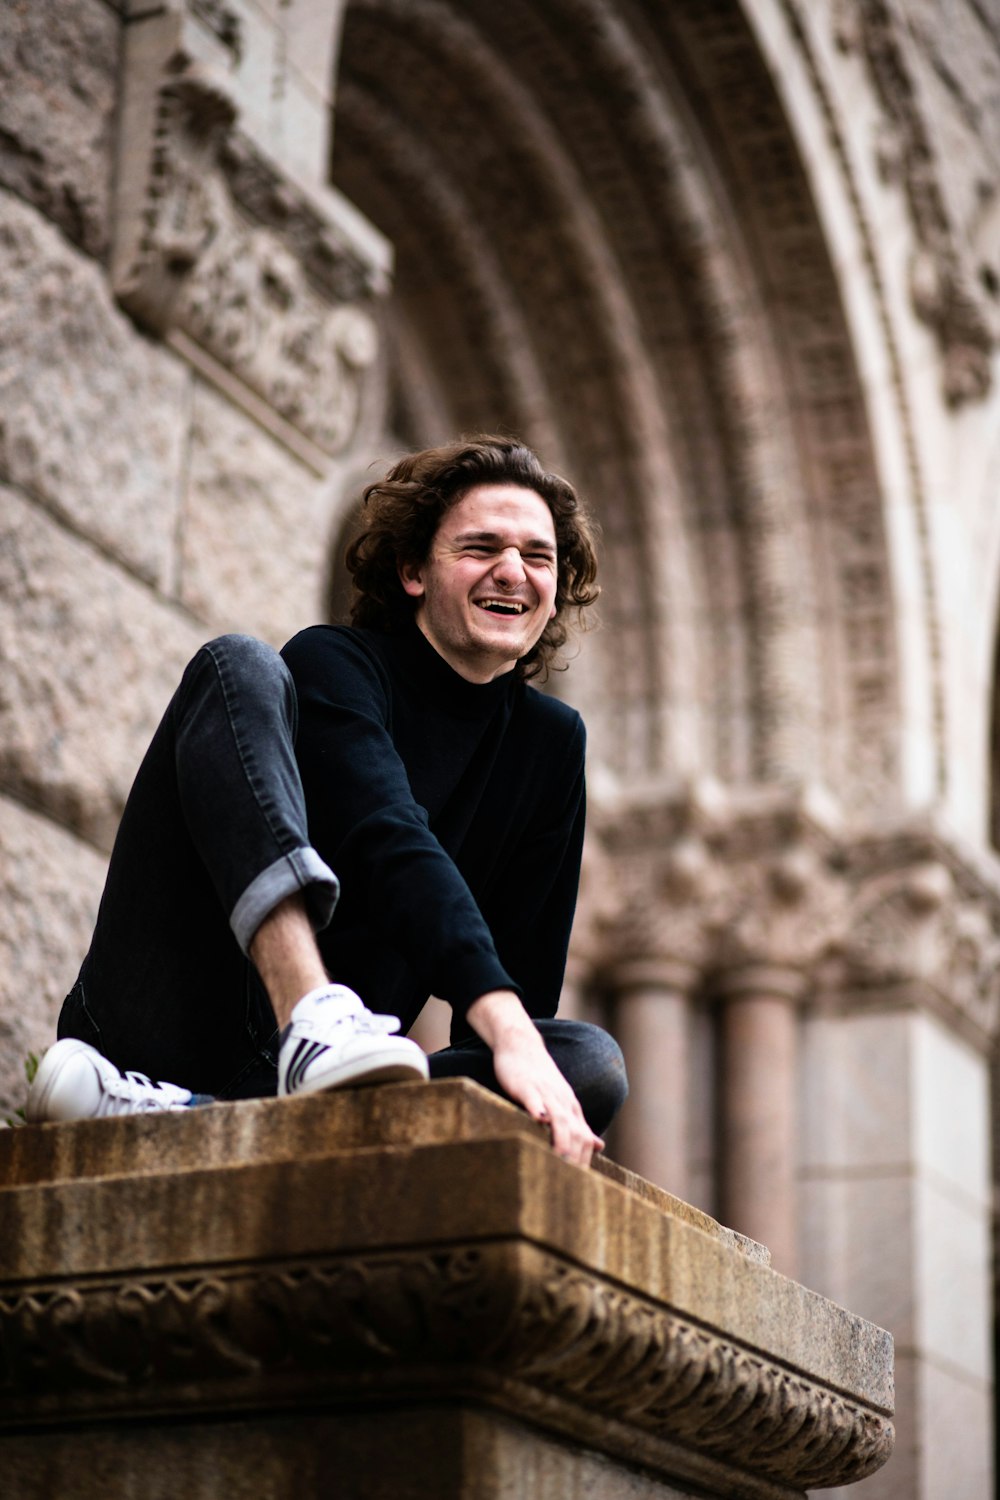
[399,484,559,682]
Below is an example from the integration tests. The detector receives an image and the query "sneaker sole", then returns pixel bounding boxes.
[286,1046,429,1097]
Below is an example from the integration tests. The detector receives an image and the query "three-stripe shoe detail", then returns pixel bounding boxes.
[284,1037,327,1095]
[277,984,429,1097]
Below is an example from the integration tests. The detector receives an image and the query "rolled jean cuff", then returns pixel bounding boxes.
[230,848,340,954]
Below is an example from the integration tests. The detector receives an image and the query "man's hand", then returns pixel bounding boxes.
[465,990,604,1167]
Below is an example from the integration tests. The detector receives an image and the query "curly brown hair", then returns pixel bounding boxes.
[345,435,599,680]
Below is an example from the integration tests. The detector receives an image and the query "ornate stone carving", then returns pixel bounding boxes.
[190,0,243,61]
[827,840,1000,1046]
[596,783,848,994]
[113,22,386,461]
[837,0,997,404]
[0,1241,893,1492]
[592,786,1000,1045]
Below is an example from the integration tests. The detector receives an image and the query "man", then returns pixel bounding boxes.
[27,436,626,1167]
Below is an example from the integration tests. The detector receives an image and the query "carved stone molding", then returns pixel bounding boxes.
[591,785,1000,1046]
[824,832,1000,1048]
[112,10,388,464]
[835,0,998,404]
[594,782,848,995]
[0,1239,892,1493]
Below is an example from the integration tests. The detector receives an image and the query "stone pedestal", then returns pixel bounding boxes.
[0,1080,893,1498]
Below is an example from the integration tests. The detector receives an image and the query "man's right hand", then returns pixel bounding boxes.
[465,989,605,1167]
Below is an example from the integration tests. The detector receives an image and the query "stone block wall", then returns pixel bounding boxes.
[0,0,389,1118]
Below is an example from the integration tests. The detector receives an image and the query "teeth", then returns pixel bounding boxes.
[477,599,525,615]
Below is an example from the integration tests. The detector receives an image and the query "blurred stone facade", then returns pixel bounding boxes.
[1,2,999,1496]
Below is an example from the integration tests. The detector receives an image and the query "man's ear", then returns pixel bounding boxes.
[398,559,425,599]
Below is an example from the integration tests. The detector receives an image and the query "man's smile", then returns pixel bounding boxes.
[475,598,528,616]
[399,484,559,681]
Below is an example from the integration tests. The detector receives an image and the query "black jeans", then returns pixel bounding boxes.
[59,635,627,1133]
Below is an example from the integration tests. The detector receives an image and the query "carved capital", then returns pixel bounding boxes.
[113,9,388,463]
[595,783,848,991]
[593,780,730,981]
[825,835,1000,1047]
[704,841,848,984]
[0,1241,892,1494]
[594,786,1000,1042]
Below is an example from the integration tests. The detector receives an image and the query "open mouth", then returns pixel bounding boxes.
[475,599,527,616]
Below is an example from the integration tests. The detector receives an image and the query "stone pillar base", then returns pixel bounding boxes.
[0,1080,893,1499]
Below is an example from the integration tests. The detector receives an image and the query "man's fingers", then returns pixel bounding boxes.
[544,1097,603,1168]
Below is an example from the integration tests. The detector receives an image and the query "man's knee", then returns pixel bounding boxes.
[189,634,296,709]
[537,1018,629,1135]
[200,633,288,681]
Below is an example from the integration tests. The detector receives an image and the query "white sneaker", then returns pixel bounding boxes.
[278,984,429,1096]
[26,1038,200,1123]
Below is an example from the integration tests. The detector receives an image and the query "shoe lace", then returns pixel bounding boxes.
[347,1011,401,1037]
[107,1071,185,1112]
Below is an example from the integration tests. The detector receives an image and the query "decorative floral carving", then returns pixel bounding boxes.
[0,1242,893,1491]
[590,786,1000,1044]
[832,854,1000,1041]
[840,0,997,403]
[595,784,848,991]
[113,50,383,457]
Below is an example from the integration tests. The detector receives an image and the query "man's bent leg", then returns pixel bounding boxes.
[428,1019,628,1137]
[59,635,339,1099]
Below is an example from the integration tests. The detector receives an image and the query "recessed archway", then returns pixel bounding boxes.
[331,0,901,810]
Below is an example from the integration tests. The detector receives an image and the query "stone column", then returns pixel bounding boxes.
[716,965,805,1278]
[610,958,698,1200]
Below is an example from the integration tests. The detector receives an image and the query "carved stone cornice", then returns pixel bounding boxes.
[0,1239,892,1495]
[592,785,1000,1045]
[112,8,389,465]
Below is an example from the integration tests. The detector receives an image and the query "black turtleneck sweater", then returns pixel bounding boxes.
[280,623,586,1042]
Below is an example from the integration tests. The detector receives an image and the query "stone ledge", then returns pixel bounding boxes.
[0,1081,893,1498]
[0,1079,765,1260]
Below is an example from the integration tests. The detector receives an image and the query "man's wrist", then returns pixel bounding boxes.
[465,989,541,1052]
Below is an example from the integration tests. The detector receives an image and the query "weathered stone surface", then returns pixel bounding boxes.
[0,0,118,258]
[0,191,189,588]
[0,1074,767,1261]
[2,1408,699,1500]
[112,13,387,460]
[0,484,206,849]
[179,381,346,644]
[0,796,106,1123]
[0,1082,894,1498]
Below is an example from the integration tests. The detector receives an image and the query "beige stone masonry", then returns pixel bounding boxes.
[0,191,190,591]
[0,0,118,260]
[0,797,107,1118]
[0,1080,893,1499]
[0,482,206,851]
[112,0,391,472]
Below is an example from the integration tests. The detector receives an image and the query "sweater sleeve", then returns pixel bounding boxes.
[455,708,587,1038]
[282,626,517,1015]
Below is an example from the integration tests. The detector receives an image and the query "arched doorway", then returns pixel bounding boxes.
[331,0,900,809]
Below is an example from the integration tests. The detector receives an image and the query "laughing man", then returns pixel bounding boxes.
[28,436,627,1166]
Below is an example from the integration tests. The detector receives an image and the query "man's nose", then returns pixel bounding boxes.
[492,547,526,585]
